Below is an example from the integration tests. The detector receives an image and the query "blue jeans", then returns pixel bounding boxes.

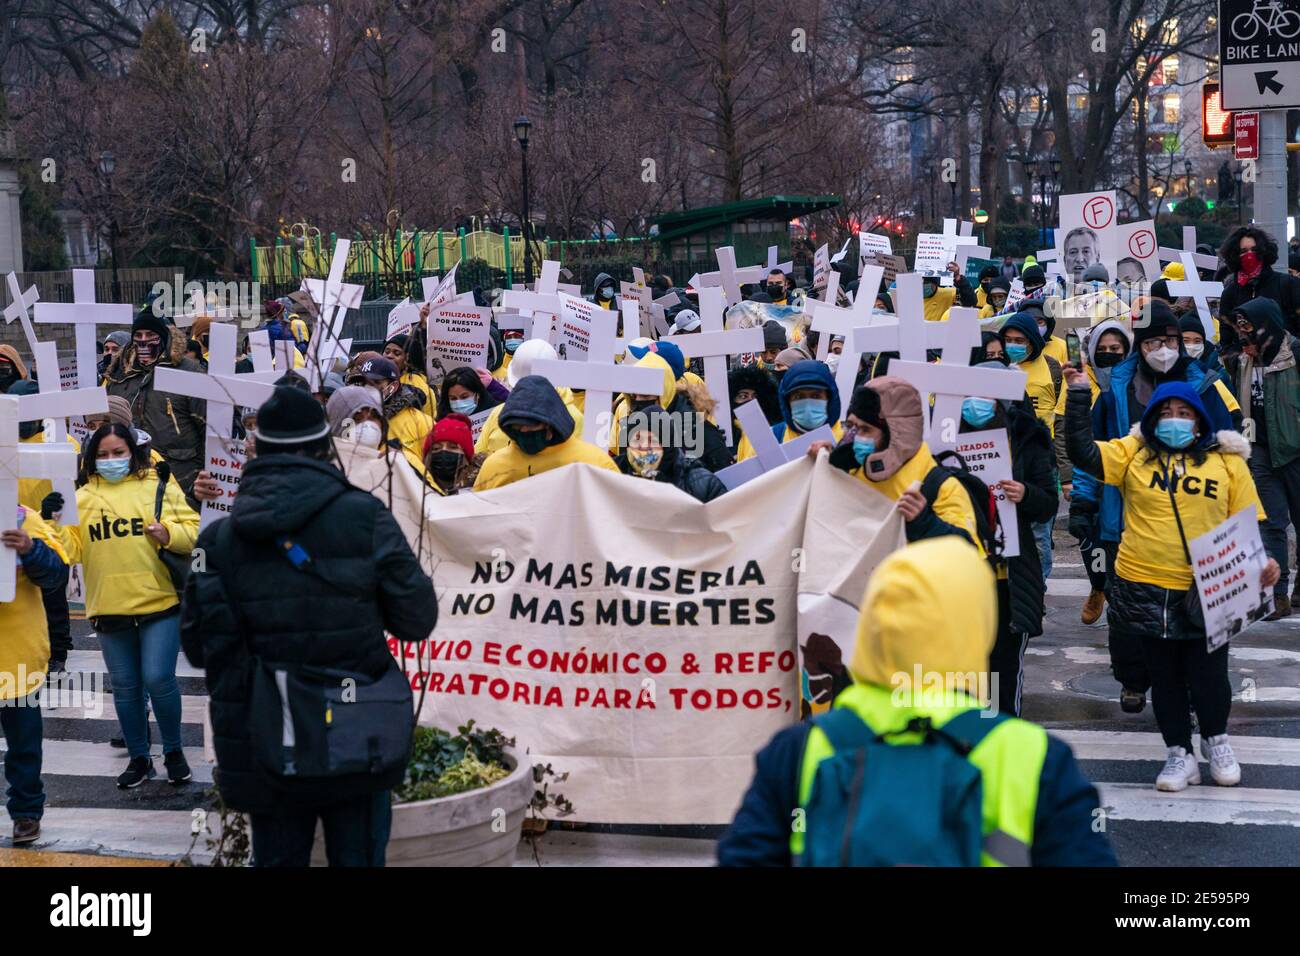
[1033,518,1054,580]
[0,697,44,819]
[251,790,393,867]
[98,611,184,759]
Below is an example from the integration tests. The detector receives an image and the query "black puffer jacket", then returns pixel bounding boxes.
[615,446,727,502]
[180,452,437,813]
[964,401,1059,636]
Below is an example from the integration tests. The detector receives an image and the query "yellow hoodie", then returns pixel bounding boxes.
[608,354,676,453]
[850,535,995,685]
[400,370,435,414]
[474,436,618,490]
[387,403,433,469]
[476,387,585,457]
[0,509,67,700]
[849,441,982,555]
[925,286,957,323]
[60,471,200,618]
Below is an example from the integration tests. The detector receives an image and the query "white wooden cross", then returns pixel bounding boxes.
[1159,226,1218,274]
[155,321,281,529]
[1,394,79,602]
[714,398,835,491]
[3,272,40,358]
[247,329,299,375]
[32,269,133,390]
[302,239,364,390]
[853,274,982,364]
[500,259,562,342]
[662,286,764,445]
[765,245,794,276]
[1166,251,1224,341]
[689,247,766,306]
[531,309,663,447]
[806,265,884,413]
[15,341,108,525]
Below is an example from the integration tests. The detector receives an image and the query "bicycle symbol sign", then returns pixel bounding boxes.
[1230,1,1300,42]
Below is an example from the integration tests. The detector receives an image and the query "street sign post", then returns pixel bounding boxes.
[1220,0,1300,109]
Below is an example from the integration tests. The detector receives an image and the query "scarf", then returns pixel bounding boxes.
[1236,251,1263,287]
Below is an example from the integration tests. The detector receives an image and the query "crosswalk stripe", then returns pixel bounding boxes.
[1053,730,1300,767]
[1046,579,1092,596]
[40,691,209,723]
[0,739,213,783]
[1097,782,1300,827]
[65,649,204,680]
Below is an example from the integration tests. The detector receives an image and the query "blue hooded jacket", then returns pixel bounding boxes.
[774,359,841,440]
[1138,380,1216,450]
[998,311,1046,362]
[1072,352,1235,541]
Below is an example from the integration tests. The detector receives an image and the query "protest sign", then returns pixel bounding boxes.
[58,357,92,447]
[953,428,1019,558]
[1116,220,1160,282]
[864,251,906,286]
[386,298,420,340]
[1004,278,1027,313]
[340,451,901,824]
[812,243,830,291]
[555,294,600,359]
[914,230,976,274]
[468,408,493,444]
[201,437,248,523]
[964,256,1001,286]
[425,302,492,372]
[1056,191,1120,286]
[858,232,892,276]
[1189,506,1274,652]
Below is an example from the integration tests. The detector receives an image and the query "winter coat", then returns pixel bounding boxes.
[717,538,1115,867]
[60,470,199,621]
[1217,264,1300,334]
[963,402,1058,636]
[1221,297,1300,470]
[999,312,1062,437]
[105,326,208,494]
[476,386,585,457]
[0,509,68,701]
[614,445,727,502]
[473,375,619,490]
[384,383,434,468]
[179,453,437,813]
[1066,380,1262,605]
[1070,350,1239,544]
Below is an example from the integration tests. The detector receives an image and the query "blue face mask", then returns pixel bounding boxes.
[790,398,828,432]
[449,397,478,415]
[505,339,522,353]
[1005,343,1029,363]
[1154,417,1197,450]
[853,435,876,465]
[962,397,997,427]
[95,458,132,483]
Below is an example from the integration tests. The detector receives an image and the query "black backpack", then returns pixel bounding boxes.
[919,449,1002,561]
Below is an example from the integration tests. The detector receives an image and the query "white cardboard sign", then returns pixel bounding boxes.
[426,303,492,372]
[1191,505,1274,652]
[954,428,1020,558]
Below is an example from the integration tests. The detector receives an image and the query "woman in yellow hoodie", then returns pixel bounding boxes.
[60,424,200,790]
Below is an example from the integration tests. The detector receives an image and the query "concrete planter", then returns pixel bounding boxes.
[312,750,534,867]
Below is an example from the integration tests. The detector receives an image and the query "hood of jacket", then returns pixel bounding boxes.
[107,323,189,380]
[635,352,677,409]
[861,375,924,481]
[849,536,995,686]
[591,272,616,303]
[1232,296,1289,366]
[777,359,841,432]
[1137,380,1216,451]
[229,454,354,541]
[999,311,1045,361]
[0,343,29,382]
[498,374,575,446]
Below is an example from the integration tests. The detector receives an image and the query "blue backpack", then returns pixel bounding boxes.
[798,708,1005,867]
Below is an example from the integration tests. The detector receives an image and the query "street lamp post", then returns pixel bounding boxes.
[513,115,533,286]
[99,150,121,302]
[949,179,958,219]
[1184,159,1195,199]
[1233,166,1244,224]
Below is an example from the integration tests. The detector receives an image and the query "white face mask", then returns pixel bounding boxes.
[826,353,841,373]
[1146,346,1180,373]
[1037,322,1049,338]
[352,420,383,448]
[1185,342,1205,359]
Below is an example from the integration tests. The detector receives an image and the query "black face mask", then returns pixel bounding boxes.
[18,421,39,440]
[1094,350,1126,369]
[0,365,16,391]
[428,450,462,481]
[766,284,785,299]
[629,398,658,414]
[985,353,1009,367]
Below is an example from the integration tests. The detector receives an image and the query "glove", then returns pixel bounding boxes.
[1067,498,1098,542]
[40,492,64,521]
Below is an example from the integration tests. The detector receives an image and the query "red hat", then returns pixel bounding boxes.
[424,412,474,460]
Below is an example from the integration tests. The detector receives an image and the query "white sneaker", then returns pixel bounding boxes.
[1155,747,1201,791]
[1199,735,1242,787]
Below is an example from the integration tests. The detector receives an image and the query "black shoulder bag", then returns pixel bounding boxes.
[1159,454,1206,633]
[215,526,414,781]
[153,462,191,596]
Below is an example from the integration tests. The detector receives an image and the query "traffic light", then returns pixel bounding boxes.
[1202,82,1233,148]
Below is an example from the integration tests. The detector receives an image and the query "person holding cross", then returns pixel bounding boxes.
[473,374,619,491]
[105,309,208,499]
[737,359,842,464]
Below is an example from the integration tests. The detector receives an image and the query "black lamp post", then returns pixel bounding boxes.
[513,115,533,286]
[1184,159,1195,199]
[1233,165,1244,224]
[923,161,935,224]
[99,150,121,302]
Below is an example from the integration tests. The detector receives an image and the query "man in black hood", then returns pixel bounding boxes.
[590,272,618,310]
[1223,297,1300,617]
[181,386,437,866]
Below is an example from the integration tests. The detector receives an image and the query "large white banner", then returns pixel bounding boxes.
[342,447,903,823]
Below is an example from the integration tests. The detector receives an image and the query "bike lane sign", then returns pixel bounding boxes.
[1221,0,1300,108]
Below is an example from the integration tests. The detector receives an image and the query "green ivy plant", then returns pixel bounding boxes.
[394,721,513,803]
